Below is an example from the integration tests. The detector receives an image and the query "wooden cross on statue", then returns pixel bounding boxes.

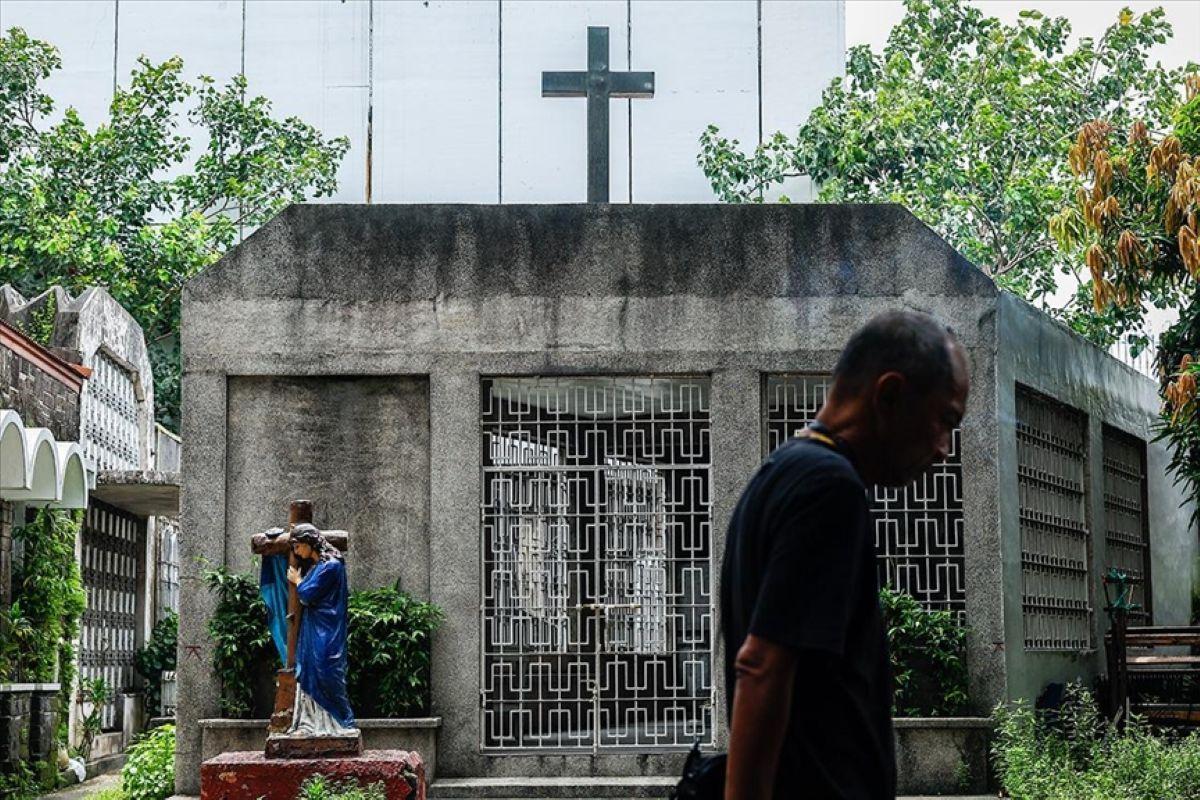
[250,500,349,733]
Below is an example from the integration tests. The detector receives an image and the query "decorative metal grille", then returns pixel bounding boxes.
[156,519,180,622]
[80,499,144,731]
[82,351,139,471]
[481,376,713,751]
[1016,386,1092,651]
[1102,426,1151,624]
[763,375,966,616]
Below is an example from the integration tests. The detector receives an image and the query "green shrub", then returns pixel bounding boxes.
[1,509,86,683]
[993,684,1200,799]
[346,586,443,717]
[77,676,112,762]
[296,775,386,800]
[880,587,970,716]
[135,612,178,716]
[205,569,443,718]
[0,759,39,800]
[120,724,175,800]
[86,783,128,800]
[203,567,273,717]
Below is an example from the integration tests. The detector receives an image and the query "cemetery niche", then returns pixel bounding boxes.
[178,203,1196,795]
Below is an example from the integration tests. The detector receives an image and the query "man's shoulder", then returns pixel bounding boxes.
[767,438,864,491]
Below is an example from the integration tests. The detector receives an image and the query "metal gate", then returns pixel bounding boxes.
[1102,425,1151,624]
[80,499,144,731]
[764,375,966,617]
[1016,386,1092,651]
[481,376,713,751]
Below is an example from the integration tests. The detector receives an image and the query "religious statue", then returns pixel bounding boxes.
[285,524,356,736]
[252,500,361,758]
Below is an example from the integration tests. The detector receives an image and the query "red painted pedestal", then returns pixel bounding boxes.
[200,750,425,800]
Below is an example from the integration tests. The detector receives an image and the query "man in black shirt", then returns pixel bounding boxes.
[722,311,969,799]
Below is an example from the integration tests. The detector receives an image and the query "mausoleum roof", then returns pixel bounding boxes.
[186,203,997,303]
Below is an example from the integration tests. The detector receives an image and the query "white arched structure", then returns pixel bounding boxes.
[0,408,93,508]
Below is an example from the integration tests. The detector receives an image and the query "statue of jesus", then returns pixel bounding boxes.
[284,523,357,736]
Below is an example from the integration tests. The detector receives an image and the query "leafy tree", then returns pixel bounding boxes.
[1052,76,1200,508]
[698,0,1194,341]
[0,28,349,429]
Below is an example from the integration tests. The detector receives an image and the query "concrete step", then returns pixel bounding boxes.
[429,778,994,800]
[428,777,677,798]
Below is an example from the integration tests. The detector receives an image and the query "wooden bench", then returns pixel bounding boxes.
[1105,625,1200,726]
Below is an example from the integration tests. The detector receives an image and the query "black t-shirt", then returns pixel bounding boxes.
[721,435,896,799]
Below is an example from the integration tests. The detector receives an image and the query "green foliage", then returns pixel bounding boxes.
[135,612,178,717]
[296,774,386,800]
[206,570,443,719]
[346,586,444,717]
[1055,80,1200,514]
[0,509,85,683]
[120,724,175,800]
[203,566,273,718]
[14,289,56,345]
[698,0,1196,343]
[76,676,112,763]
[992,684,1200,799]
[880,587,969,717]
[86,785,129,800]
[0,758,39,800]
[0,28,349,428]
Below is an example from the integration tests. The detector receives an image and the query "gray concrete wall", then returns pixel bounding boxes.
[179,203,1000,789]
[224,375,430,595]
[995,293,1196,703]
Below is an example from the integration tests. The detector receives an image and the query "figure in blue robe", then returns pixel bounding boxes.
[285,524,357,734]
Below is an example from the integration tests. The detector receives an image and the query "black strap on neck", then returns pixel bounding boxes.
[797,420,855,464]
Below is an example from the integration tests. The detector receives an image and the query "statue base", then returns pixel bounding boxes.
[264,729,362,758]
[200,749,424,800]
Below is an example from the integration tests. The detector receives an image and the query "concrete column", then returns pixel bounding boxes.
[963,343,1008,711]
[427,368,481,777]
[175,371,227,795]
[708,367,764,748]
[0,501,11,609]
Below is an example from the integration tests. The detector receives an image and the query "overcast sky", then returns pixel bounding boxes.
[845,1,1199,69]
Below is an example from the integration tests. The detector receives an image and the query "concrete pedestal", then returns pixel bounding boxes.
[28,684,61,762]
[200,749,425,800]
[0,684,33,766]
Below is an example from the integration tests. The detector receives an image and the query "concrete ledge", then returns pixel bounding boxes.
[93,470,181,516]
[200,718,440,780]
[894,716,993,729]
[429,776,677,798]
[895,717,993,796]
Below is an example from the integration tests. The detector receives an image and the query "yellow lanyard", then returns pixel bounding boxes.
[796,427,838,450]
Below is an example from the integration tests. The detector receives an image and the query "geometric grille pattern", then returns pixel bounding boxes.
[80,499,144,731]
[82,350,139,471]
[1102,426,1151,624]
[763,375,966,616]
[1016,386,1092,651]
[481,376,712,751]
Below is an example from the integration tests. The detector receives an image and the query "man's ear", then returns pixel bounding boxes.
[873,372,907,416]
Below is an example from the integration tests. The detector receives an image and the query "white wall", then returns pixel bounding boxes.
[0,0,845,203]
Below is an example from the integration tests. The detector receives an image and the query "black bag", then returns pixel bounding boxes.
[669,742,726,800]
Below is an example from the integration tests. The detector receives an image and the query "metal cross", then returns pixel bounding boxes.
[542,26,655,203]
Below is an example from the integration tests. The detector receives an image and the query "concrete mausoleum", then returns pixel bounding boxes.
[177,203,1195,794]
